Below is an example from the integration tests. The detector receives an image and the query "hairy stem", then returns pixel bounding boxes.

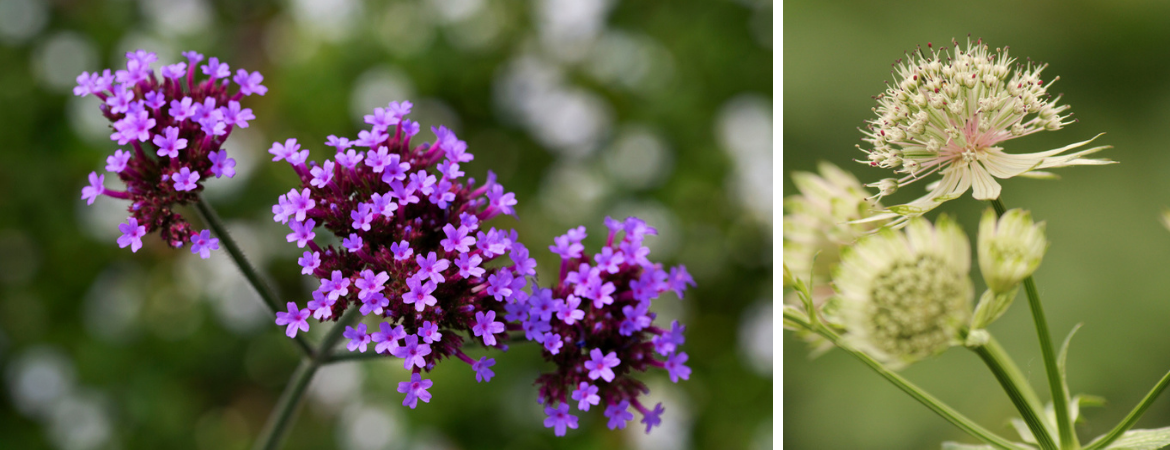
[328,349,387,364]
[194,195,314,356]
[1083,369,1170,450]
[991,197,1074,449]
[784,309,1024,450]
[251,307,363,450]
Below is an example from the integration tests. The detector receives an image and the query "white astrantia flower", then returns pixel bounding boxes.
[857,38,1114,227]
[833,215,973,369]
[784,161,886,288]
[783,162,888,355]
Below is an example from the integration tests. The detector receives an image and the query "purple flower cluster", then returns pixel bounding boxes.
[269,101,526,408]
[76,50,262,258]
[525,217,695,436]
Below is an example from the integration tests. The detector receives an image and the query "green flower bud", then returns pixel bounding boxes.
[978,208,1047,295]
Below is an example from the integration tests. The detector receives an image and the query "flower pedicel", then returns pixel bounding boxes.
[77,50,265,257]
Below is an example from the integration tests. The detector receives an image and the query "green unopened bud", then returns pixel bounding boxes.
[978,208,1047,294]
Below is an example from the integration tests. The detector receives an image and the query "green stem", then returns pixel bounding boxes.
[992,198,1074,449]
[194,196,314,357]
[1083,369,1170,450]
[784,310,1024,450]
[973,340,1057,450]
[328,349,387,364]
[985,337,1050,435]
[251,307,363,450]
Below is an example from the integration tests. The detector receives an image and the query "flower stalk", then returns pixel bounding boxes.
[991,198,1074,449]
[1083,369,1170,450]
[252,306,363,450]
[972,337,1057,450]
[783,308,1023,450]
[195,195,315,356]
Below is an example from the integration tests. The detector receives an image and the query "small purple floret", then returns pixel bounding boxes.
[189,229,219,259]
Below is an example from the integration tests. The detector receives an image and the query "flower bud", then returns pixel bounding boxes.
[978,208,1047,295]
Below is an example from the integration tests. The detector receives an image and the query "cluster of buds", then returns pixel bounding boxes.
[520,218,695,436]
[76,50,265,256]
[860,38,1071,196]
[270,101,527,409]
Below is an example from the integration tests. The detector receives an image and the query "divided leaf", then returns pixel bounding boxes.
[1102,427,1170,450]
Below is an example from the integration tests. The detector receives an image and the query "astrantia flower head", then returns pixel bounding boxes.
[527,218,693,436]
[268,101,524,408]
[860,38,1114,225]
[834,215,973,369]
[783,162,888,353]
[76,50,263,257]
[784,161,886,286]
[971,208,1047,330]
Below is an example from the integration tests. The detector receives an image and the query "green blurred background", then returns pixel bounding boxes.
[0,0,773,449]
[785,0,1170,449]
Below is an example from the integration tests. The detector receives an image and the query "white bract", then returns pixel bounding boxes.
[858,39,1113,226]
[834,216,973,369]
[783,161,886,288]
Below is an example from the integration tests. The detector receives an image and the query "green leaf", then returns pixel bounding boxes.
[1058,324,1084,435]
[1009,417,1037,445]
[941,442,996,450]
[1103,427,1170,449]
[1058,323,1083,377]
[1071,394,1106,425]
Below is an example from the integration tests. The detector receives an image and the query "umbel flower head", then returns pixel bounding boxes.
[834,215,973,369]
[859,38,1113,226]
[269,100,526,409]
[971,208,1047,330]
[524,217,695,436]
[76,50,264,257]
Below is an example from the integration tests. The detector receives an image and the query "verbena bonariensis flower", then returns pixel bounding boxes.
[269,101,526,409]
[859,38,1113,226]
[76,50,263,257]
[523,217,695,436]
